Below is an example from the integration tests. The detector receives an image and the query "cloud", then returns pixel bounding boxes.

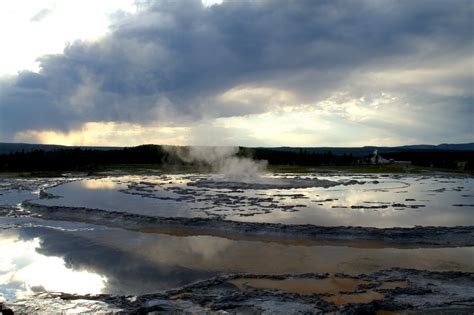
[30,8,53,22]
[0,0,472,145]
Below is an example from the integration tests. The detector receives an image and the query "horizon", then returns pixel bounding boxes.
[1,141,474,149]
[1,0,473,147]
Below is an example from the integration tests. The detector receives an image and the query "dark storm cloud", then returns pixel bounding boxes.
[0,0,472,140]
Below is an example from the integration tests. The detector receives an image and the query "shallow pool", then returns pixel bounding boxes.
[35,173,474,227]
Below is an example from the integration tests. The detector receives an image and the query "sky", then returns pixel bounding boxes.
[0,0,472,147]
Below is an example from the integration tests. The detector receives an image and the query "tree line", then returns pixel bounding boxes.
[0,145,472,172]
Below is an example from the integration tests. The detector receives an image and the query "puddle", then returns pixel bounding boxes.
[34,174,474,227]
[0,177,75,206]
[323,291,385,305]
[1,219,473,300]
[228,277,367,295]
[227,277,407,306]
[35,176,206,219]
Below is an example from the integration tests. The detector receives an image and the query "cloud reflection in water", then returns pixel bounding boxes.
[0,234,106,301]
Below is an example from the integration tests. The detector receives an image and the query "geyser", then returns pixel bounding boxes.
[164,146,268,183]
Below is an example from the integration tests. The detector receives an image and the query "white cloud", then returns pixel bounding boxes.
[0,0,135,75]
[201,0,223,7]
[1,0,472,146]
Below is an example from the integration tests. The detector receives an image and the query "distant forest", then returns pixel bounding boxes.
[0,145,473,172]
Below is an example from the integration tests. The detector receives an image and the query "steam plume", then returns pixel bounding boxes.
[164,146,267,182]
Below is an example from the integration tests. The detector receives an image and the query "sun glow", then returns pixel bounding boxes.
[14,121,190,146]
[12,90,411,147]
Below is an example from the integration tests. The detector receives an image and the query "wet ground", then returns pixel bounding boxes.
[1,172,473,313]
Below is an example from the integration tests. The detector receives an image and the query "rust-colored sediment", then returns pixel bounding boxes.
[323,291,384,305]
[228,277,367,295]
[228,277,410,305]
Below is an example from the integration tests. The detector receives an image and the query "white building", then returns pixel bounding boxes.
[370,149,391,164]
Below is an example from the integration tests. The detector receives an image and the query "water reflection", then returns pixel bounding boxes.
[81,179,123,190]
[1,223,215,297]
[0,190,36,206]
[1,221,472,299]
[36,174,474,227]
[0,233,106,301]
[38,177,205,218]
[0,177,72,206]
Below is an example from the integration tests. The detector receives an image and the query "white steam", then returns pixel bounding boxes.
[218,156,268,183]
[164,146,268,182]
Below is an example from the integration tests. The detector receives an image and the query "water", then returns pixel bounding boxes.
[1,173,473,306]
[1,217,473,301]
[228,277,408,304]
[35,174,474,227]
[228,277,392,295]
